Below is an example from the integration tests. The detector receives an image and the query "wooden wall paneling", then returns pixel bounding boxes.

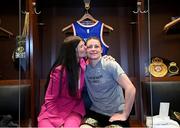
[133,0,150,124]
[28,0,41,126]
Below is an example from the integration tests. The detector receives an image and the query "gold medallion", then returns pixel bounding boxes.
[149,57,168,77]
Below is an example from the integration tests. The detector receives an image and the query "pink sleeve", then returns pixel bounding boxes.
[44,67,61,105]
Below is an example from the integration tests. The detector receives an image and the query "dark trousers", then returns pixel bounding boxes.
[84,110,130,127]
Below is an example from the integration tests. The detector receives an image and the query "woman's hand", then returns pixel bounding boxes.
[102,55,115,61]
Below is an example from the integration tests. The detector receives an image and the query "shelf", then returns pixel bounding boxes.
[0,79,30,85]
[144,76,180,82]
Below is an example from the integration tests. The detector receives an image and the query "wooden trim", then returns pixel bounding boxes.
[0,79,31,85]
[144,76,180,82]
[29,0,41,126]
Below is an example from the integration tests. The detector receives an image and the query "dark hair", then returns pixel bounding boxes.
[86,36,101,45]
[45,36,83,97]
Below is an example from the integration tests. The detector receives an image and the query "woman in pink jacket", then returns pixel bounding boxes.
[38,36,87,127]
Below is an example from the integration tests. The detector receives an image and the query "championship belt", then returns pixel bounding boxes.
[15,35,26,59]
[149,57,168,77]
[12,12,29,60]
[168,62,179,75]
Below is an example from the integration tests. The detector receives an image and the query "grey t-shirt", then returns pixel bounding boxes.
[85,57,125,116]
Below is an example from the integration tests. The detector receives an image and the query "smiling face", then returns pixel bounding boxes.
[86,38,102,60]
[76,40,87,59]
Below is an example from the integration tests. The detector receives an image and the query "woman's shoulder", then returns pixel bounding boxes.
[50,65,65,78]
[55,65,63,70]
[51,65,64,74]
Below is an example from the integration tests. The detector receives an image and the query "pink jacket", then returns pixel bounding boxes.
[38,59,86,127]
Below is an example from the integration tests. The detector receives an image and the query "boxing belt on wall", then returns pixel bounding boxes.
[12,12,29,71]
